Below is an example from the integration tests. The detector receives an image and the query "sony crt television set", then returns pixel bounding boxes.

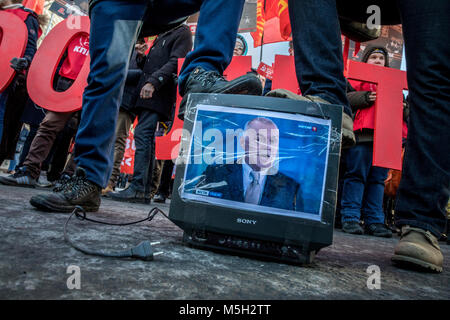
[169,93,343,264]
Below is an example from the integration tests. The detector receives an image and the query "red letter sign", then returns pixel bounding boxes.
[27,16,90,112]
[0,11,28,92]
[346,60,407,170]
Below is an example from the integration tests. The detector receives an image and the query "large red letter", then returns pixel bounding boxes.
[0,11,28,92]
[347,60,407,170]
[27,16,90,112]
[271,55,407,170]
[155,55,253,160]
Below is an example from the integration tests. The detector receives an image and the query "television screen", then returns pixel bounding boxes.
[180,104,332,222]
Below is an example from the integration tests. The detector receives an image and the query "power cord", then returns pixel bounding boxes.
[64,206,170,261]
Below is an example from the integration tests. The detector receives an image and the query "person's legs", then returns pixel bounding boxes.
[154,159,175,203]
[362,166,389,225]
[176,0,245,91]
[391,0,449,272]
[23,111,74,179]
[109,110,159,202]
[340,143,372,232]
[394,0,450,236]
[105,109,134,191]
[131,111,159,193]
[74,0,148,188]
[287,0,351,116]
[17,123,39,168]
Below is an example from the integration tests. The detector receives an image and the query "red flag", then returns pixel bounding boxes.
[22,0,45,15]
[251,0,292,47]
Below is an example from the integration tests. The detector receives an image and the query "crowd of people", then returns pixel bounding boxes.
[0,0,448,274]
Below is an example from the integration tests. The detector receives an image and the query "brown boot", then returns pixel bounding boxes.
[265,89,356,148]
[392,226,444,273]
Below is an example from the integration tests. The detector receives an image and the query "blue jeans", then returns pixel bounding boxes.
[74,0,244,187]
[288,0,351,116]
[394,0,450,237]
[130,110,159,194]
[340,143,388,225]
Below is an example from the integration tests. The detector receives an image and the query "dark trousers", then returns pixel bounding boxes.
[23,111,74,179]
[394,0,450,237]
[0,74,29,163]
[340,143,388,225]
[288,0,351,116]
[157,159,175,197]
[74,0,244,187]
[131,110,159,194]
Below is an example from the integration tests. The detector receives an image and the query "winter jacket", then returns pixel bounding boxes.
[134,24,192,121]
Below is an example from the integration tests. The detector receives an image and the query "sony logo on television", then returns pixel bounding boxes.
[236,218,257,225]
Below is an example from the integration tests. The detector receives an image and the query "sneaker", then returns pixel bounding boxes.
[0,167,37,188]
[178,66,263,120]
[265,89,356,148]
[153,193,166,204]
[365,223,393,238]
[37,171,53,188]
[342,221,364,235]
[107,185,151,204]
[392,226,443,273]
[30,168,101,213]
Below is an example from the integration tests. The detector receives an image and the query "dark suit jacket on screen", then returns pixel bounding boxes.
[195,163,304,212]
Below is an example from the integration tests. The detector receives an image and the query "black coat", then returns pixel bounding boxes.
[134,24,192,121]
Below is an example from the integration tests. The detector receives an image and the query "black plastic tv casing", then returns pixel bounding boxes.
[169,93,343,264]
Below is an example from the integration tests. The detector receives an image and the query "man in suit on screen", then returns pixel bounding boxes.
[194,117,304,212]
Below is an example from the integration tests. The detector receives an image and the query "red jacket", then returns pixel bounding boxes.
[58,34,89,80]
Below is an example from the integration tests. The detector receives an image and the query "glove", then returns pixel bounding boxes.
[10,57,29,71]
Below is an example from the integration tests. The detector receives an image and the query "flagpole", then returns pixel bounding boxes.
[259,0,266,63]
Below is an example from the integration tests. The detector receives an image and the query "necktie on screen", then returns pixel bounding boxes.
[245,171,261,204]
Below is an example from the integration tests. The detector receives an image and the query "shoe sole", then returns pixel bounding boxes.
[391,255,443,273]
[30,195,99,213]
[0,177,36,188]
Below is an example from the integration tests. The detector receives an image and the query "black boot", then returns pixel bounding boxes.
[178,67,263,120]
[30,168,101,213]
[107,184,150,204]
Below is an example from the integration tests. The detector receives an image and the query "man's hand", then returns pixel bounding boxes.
[140,83,155,99]
[367,91,377,102]
[135,43,149,57]
[10,57,29,71]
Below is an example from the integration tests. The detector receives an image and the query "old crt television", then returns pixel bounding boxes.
[169,93,342,264]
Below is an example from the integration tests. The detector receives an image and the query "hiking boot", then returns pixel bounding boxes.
[342,221,364,235]
[52,173,72,192]
[30,168,101,213]
[0,167,37,188]
[107,185,151,204]
[153,193,166,204]
[265,89,356,148]
[179,67,263,120]
[365,223,393,238]
[392,226,443,273]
